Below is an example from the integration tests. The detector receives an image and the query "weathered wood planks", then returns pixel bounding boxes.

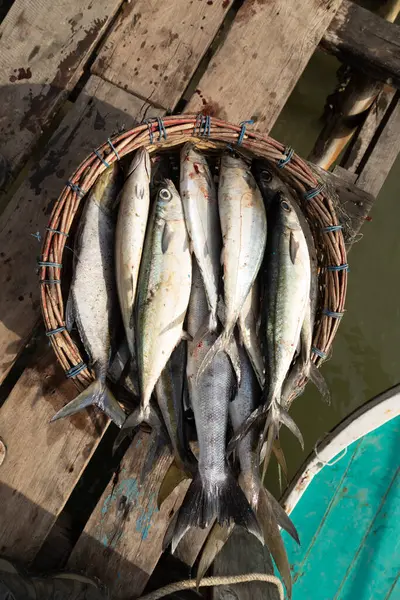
[0,75,163,385]
[186,0,343,131]
[0,0,125,181]
[0,337,107,562]
[321,1,400,89]
[68,430,189,598]
[92,0,233,111]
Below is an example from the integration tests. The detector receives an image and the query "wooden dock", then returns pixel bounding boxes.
[0,1,399,598]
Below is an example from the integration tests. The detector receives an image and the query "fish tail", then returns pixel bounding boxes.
[196,521,233,587]
[195,328,233,384]
[51,380,125,428]
[226,403,268,456]
[113,404,169,480]
[208,310,218,333]
[308,362,331,404]
[256,487,293,599]
[166,465,263,553]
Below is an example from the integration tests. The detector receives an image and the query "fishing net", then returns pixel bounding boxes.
[39,115,347,393]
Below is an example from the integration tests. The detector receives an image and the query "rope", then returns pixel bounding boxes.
[136,573,284,600]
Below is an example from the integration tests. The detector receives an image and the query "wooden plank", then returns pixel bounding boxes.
[321,0,400,89]
[212,528,280,600]
[355,94,400,196]
[341,86,396,173]
[186,0,343,131]
[92,0,233,111]
[68,430,189,598]
[0,0,125,181]
[0,75,163,384]
[0,337,107,562]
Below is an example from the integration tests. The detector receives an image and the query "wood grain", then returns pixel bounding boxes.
[0,0,124,180]
[92,0,233,111]
[212,528,279,600]
[186,0,343,132]
[68,430,189,598]
[321,0,400,88]
[0,337,108,562]
[355,94,400,197]
[0,75,163,385]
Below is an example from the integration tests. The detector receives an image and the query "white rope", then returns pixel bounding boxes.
[137,573,284,600]
[314,435,348,467]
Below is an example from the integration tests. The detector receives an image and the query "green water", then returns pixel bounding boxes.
[267,50,400,490]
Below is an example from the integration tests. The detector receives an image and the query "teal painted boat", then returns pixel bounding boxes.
[281,385,400,600]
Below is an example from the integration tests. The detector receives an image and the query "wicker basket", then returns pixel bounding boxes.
[39,115,347,393]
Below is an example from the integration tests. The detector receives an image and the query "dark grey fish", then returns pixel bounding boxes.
[167,260,262,552]
[52,165,125,426]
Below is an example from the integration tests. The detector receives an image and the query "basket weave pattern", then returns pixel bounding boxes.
[39,115,347,391]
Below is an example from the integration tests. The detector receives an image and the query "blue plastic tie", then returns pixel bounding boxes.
[66,181,85,198]
[46,326,66,336]
[37,261,62,268]
[93,149,110,168]
[157,117,167,141]
[40,279,61,284]
[237,120,254,145]
[304,183,324,200]
[327,263,349,272]
[31,231,41,242]
[323,309,344,319]
[65,362,87,378]
[107,138,120,161]
[46,227,68,237]
[144,119,154,143]
[201,115,211,137]
[323,225,343,232]
[312,347,327,359]
[277,146,294,169]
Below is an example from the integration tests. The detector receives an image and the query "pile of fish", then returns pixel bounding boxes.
[53,143,330,597]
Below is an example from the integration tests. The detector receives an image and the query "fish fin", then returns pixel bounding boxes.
[257,488,293,599]
[263,488,299,545]
[271,439,288,479]
[226,404,268,456]
[226,336,242,386]
[162,221,174,253]
[51,380,125,427]
[196,328,233,384]
[157,462,191,509]
[208,311,218,333]
[196,522,233,587]
[65,290,75,332]
[289,231,300,265]
[278,405,304,450]
[112,403,166,455]
[168,466,263,553]
[309,362,331,404]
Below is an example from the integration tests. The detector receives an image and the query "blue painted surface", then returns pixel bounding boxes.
[282,416,400,599]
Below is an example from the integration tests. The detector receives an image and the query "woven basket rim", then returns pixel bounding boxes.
[39,114,347,391]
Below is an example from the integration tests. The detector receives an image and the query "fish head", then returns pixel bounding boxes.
[277,192,303,233]
[126,147,151,180]
[157,179,184,221]
[91,163,123,213]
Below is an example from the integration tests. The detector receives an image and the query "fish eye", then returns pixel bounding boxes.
[159,188,172,202]
[261,169,272,182]
[281,200,291,212]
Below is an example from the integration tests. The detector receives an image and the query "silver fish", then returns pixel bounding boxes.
[197,154,267,379]
[168,260,262,552]
[197,349,298,597]
[115,148,151,357]
[254,161,330,408]
[180,143,221,331]
[116,180,192,440]
[238,280,265,388]
[52,165,125,426]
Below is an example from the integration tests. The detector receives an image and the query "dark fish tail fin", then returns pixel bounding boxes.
[309,362,331,404]
[51,380,125,427]
[113,404,168,479]
[226,404,268,456]
[257,487,293,599]
[168,466,263,553]
[196,328,233,384]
